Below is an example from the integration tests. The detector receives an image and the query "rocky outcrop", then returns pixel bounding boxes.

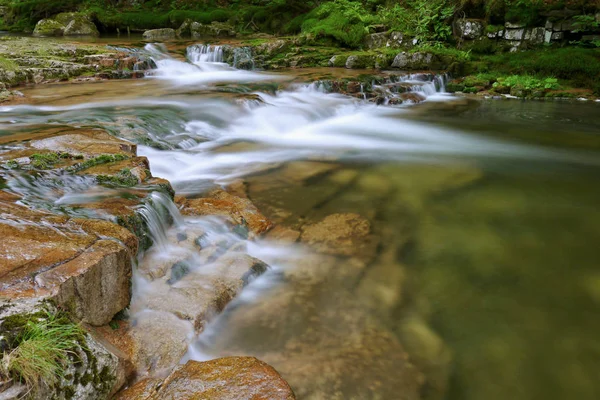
[0,38,156,93]
[0,299,129,399]
[142,28,176,40]
[191,22,236,38]
[115,358,295,399]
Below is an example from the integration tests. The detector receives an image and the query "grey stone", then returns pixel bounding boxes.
[551,31,564,41]
[524,27,545,44]
[143,28,176,40]
[505,21,526,29]
[456,19,485,39]
[504,29,525,41]
[364,32,389,49]
[391,52,434,70]
[64,18,99,36]
[389,31,404,47]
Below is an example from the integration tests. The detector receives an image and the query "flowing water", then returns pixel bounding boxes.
[1,43,600,400]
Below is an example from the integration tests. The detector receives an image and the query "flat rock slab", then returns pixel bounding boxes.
[116,358,295,400]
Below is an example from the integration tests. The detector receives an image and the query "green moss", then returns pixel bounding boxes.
[3,160,20,170]
[29,152,81,170]
[68,153,128,173]
[96,168,138,187]
[0,55,18,71]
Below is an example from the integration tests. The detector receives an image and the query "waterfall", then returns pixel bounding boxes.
[136,192,184,250]
[187,45,224,64]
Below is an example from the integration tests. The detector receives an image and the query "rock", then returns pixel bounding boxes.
[300,213,377,260]
[505,21,526,29]
[0,204,133,326]
[391,52,435,70]
[524,27,545,44]
[29,129,136,158]
[64,18,99,37]
[345,55,371,69]
[328,55,348,68]
[389,31,405,47]
[364,32,389,49]
[0,299,127,399]
[178,189,272,238]
[191,22,236,38]
[504,28,525,41]
[116,358,295,399]
[455,19,485,39]
[32,19,65,37]
[143,28,176,40]
[176,18,193,37]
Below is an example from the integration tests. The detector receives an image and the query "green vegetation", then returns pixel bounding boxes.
[96,168,138,187]
[494,75,560,90]
[0,310,85,391]
[29,152,80,169]
[68,153,128,173]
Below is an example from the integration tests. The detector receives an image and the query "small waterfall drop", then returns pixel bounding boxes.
[137,191,184,250]
[187,44,224,64]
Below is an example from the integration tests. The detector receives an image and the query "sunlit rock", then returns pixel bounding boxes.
[116,358,295,399]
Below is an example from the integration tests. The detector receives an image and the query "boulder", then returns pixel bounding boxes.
[455,19,485,39]
[143,28,176,40]
[32,19,66,37]
[64,18,99,37]
[0,201,134,326]
[115,358,295,399]
[191,22,236,38]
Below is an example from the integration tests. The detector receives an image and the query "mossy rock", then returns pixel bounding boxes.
[446,82,466,93]
[33,19,66,37]
[63,14,99,37]
[329,55,349,68]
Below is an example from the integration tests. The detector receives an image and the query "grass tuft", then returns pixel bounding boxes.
[0,311,85,391]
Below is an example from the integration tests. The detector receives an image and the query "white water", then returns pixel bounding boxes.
[144,43,281,86]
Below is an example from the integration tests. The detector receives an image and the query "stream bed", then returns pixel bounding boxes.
[1,42,600,400]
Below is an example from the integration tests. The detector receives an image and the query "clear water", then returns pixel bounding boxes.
[1,43,599,400]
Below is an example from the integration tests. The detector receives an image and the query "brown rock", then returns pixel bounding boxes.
[178,189,272,237]
[29,129,136,157]
[300,213,378,260]
[0,201,133,326]
[264,225,301,244]
[159,358,294,400]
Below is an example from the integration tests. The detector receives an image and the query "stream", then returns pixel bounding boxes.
[2,42,600,400]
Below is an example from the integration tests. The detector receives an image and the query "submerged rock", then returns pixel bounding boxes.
[300,213,377,261]
[116,358,295,399]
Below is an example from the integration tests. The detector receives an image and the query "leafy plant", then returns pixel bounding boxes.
[573,15,600,32]
[493,75,560,90]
